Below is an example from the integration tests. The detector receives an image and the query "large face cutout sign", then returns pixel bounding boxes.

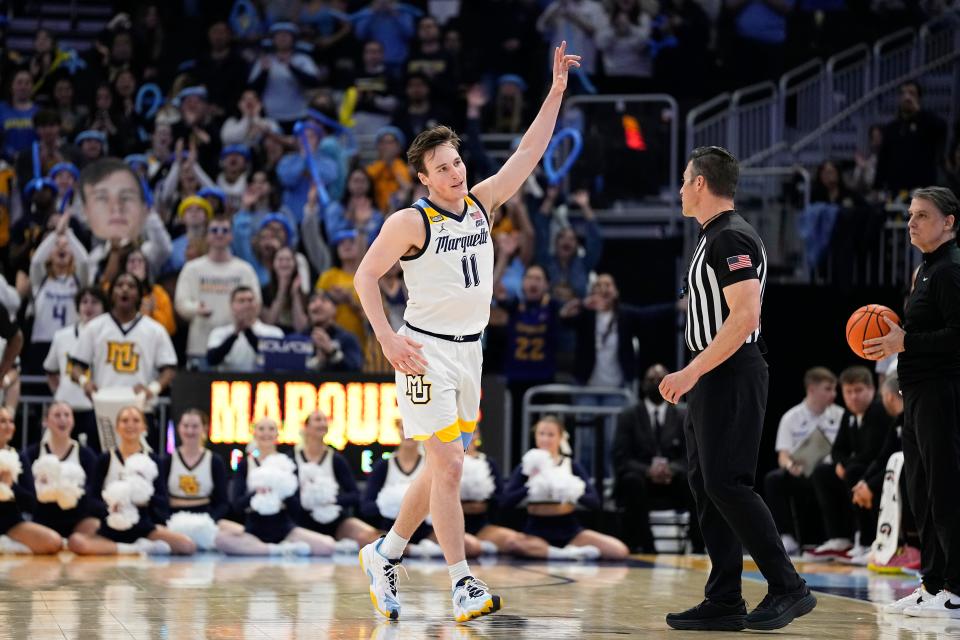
[81,159,148,243]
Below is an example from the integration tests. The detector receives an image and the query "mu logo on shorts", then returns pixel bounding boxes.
[178,474,199,496]
[106,341,139,373]
[405,374,431,404]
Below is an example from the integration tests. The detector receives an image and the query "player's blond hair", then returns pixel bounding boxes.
[407,125,461,175]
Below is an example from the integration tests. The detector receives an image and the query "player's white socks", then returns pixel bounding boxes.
[379,529,409,560]
[449,560,472,590]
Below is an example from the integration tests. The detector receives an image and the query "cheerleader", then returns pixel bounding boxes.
[18,402,99,540]
[503,416,629,560]
[293,410,379,548]
[0,406,62,554]
[216,417,335,556]
[361,437,484,559]
[67,406,196,556]
[162,410,240,550]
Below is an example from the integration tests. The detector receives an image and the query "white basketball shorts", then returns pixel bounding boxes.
[395,324,482,447]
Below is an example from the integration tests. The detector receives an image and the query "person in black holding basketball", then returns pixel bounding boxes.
[864,186,960,619]
[659,146,815,631]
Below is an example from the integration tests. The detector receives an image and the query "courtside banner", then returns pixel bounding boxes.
[171,372,507,475]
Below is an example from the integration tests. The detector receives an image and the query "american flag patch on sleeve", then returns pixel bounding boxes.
[726,255,753,271]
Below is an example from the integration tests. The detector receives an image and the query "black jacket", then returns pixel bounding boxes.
[569,302,674,385]
[899,241,960,386]
[612,401,688,481]
[831,400,888,487]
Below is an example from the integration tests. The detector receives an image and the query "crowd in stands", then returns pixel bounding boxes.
[0,1,955,558]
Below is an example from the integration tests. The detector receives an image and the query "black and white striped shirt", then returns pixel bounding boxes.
[684,211,767,352]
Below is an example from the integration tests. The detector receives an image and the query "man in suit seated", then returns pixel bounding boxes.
[613,364,701,553]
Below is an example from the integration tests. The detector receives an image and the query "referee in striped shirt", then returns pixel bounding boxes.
[660,147,816,632]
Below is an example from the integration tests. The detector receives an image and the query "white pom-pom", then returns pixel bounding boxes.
[0,448,22,502]
[56,462,86,510]
[552,471,585,503]
[521,449,553,477]
[166,512,218,550]
[298,464,339,510]
[460,455,495,502]
[248,459,298,516]
[526,471,553,502]
[121,454,158,506]
[261,454,296,475]
[103,480,139,530]
[526,465,585,503]
[123,453,158,481]
[310,504,342,524]
[32,454,61,503]
[376,484,408,520]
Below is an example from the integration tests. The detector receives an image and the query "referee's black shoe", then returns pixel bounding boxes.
[665,598,747,631]
[744,584,817,630]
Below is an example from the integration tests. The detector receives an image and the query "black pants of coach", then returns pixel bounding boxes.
[684,344,802,603]
[902,378,960,594]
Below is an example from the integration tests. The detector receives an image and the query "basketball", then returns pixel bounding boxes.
[846,304,901,359]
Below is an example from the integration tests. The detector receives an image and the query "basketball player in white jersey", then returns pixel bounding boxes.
[354,42,580,623]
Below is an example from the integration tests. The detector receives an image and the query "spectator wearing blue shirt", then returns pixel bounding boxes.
[322,167,385,248]
[232,171,300,274]
[727,0,794,85]
[534,189,603,302]
[353,0,419,71]
[0,70,38,159]
[276,121,344,226]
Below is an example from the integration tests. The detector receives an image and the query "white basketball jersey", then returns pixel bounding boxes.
[168,449,214,501]
[32,275,80,343]
[401,194,494,335]
[70,313,178,393]
[295,447,336,484]
[384,454,424,490]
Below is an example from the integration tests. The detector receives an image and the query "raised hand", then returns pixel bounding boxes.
[549,40,581,97]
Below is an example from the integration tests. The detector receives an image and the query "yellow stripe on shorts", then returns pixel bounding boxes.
[412,419,462,443]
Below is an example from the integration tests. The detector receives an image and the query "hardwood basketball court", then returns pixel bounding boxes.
[1,552,949,639]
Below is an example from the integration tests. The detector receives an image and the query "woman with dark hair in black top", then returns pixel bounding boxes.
[865,186,960,618]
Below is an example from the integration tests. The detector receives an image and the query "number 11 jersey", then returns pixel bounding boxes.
[401,194,494,336]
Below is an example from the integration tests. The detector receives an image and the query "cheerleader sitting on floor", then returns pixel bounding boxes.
[0,406,62,554]
[462,427,567,558]
[216,417,335,556]
[19,402,99,543]
[162,409,241,550]
[292,410,380,552]
[361,436,484,559]
[502,416,629,561]
[67,406,196,556]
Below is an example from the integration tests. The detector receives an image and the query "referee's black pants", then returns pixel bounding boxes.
[902,378,960,594]
[684,344,802,603]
